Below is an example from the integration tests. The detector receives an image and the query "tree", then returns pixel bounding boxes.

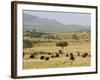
[30,29,44,38]
[72,34,79,40]
[56,42,68,50]
[32,29,36,34]
[47,33,51,42]
[30,29,36,38]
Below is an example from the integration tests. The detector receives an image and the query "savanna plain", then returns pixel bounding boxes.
[23,30,91,69]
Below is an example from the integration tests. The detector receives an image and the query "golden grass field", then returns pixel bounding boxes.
[23,31,91,69]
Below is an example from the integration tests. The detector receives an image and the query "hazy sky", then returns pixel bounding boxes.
[23,10,91,26]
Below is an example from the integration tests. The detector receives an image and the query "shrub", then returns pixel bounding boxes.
[88,54,91,57]
[58,50,63,54]
[55,53,59,57]
[39,51,46,54]
[23,39,33,48]
[77,53,80,56]
[76,51,80,56]
[51,55,55,58]
[47,52,52,55]
[72,34,79,40]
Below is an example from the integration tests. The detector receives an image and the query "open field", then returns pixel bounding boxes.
[23,31,91,69]
[24,57,90,69]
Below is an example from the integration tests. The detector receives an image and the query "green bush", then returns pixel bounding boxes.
[23,39,33,48]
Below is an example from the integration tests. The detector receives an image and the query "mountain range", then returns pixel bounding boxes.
[23,14,90,33]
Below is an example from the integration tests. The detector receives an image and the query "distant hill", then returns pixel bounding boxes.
[23,14,90,33]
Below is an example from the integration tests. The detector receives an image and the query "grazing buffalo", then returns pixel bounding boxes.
[58,50,63,54]
[82,52,88,58]
[69,53,75,60]
[66,54,69,57]
[40,56,45,60]
[45,57,49,61]
[29,54,35,59]
[76,51,81,56]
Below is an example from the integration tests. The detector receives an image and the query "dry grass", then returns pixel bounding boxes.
[23,31,91,69]
[23,57,90,69]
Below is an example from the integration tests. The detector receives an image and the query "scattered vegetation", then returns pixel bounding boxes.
[56,42,68,49]
[23,39,33,48]
[23,30,91,69]
[72,34,79,40]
